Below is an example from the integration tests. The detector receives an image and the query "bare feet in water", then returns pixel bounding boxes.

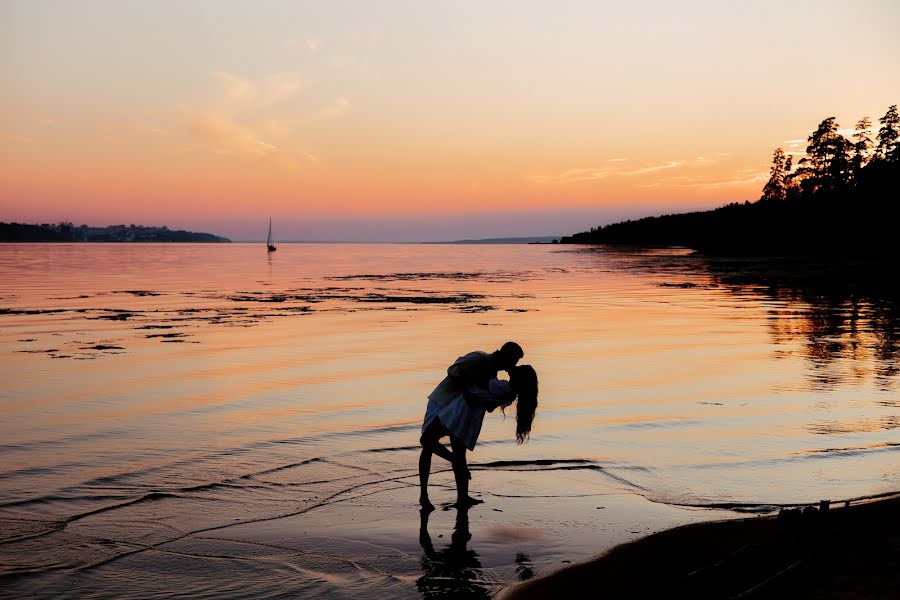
[420,498,435,513]
[447,495,483,509]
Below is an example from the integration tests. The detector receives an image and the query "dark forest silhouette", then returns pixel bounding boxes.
[561,105,899,255]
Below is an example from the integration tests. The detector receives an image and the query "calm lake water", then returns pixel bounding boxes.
[1,243,897,598]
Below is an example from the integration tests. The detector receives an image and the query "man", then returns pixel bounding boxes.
[418,342,524,511]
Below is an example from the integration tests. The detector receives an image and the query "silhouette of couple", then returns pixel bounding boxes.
[419,342,538,511]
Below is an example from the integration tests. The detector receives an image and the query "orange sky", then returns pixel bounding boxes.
[2,1,899,240]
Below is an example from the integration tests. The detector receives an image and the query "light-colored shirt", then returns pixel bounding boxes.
[423,351,513,449]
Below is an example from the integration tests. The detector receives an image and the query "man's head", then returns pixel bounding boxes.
[496,341,524,371]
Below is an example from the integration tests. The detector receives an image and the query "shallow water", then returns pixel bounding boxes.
[1,243,897,597]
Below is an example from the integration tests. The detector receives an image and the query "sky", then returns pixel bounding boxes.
[2,1,899,241]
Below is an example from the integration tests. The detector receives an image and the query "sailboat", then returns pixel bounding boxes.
[266,218,277,252]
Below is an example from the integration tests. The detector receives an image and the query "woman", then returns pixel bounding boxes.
[419,365,538,511]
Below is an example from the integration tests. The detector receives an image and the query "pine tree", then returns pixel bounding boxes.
[851,116,872,181]
[796,117,852,195]
[761,148,789,201]
[875,104,899,162]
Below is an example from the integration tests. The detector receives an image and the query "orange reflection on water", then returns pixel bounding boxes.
[0,243,897,511]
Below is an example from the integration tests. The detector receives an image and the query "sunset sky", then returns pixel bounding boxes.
[2,1,899,241]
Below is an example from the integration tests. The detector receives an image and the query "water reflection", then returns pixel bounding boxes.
[417,507,491,599]
[592,248,899,392]
[701,256,899,392]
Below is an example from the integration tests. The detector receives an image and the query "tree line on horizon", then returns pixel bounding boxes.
[0,222,231,243]
[561,104,899,255]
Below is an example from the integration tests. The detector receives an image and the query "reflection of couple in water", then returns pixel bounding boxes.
[417,506,492,599]
[419,342,538,511]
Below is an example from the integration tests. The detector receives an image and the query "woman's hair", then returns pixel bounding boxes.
[509,365,538,444]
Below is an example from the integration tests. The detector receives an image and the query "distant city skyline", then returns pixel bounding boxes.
[2,1,899,241]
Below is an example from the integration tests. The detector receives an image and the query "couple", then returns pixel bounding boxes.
[419,341,538,511]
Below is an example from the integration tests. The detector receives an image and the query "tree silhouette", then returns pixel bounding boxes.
[761,148,789,202]
[851,116,872,182]
[796,117,852,195]
[875,104,899,162]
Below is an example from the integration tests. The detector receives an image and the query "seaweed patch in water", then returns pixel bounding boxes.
[327,271,483,281]
[0,308,67,315]
[658,282,702,289]
[92,312,135,321]
[459,305,495,313]
[355,292,481,304]
[81,344,125,351]
[114,290,163,297]
[325,270,529,282]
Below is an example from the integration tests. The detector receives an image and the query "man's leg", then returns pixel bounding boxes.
[418,445,435,512]
[421,420,454,462]
[419,421,453,511]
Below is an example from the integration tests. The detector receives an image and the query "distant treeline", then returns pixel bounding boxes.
[0,222,231,243]
[561,105,899,255]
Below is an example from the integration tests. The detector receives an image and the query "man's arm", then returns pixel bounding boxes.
[447,353,489,407]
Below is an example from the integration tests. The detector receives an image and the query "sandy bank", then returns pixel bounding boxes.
[500,493,900,599]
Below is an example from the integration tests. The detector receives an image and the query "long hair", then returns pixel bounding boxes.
[510,365,538,444]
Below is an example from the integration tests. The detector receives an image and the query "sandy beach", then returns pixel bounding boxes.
[501,493,900,599]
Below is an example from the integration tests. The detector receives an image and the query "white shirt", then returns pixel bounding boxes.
[423,378,513,450]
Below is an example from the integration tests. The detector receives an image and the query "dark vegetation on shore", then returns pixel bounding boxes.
[0,222,230,243]
[561,105,900,255]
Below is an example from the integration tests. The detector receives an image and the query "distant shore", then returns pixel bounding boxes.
[0,222,230,243]
[501,492,900,599]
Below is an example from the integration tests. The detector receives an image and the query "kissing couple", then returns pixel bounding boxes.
[419,341,538,511]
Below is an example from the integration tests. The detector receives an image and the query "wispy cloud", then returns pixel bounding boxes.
[305,38,322,53]
[528,167,612,184]
[260,72,305,105]
[216,71,254,104]
[175,71,332,164]
[215,71,306,108]
[622,160,685,175]
[316,97,349,119]
[529,160,686,184]
[172,63,360,166]
[677,169,768,190]
[179,108,277,157]
[779,138,809,156]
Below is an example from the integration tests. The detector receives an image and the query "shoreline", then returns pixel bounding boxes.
[500,491,900,599]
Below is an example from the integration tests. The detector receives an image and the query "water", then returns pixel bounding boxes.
[1,243,897,598]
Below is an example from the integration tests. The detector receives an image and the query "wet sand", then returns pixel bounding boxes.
[500,493,900,599]
[0,467,744,598]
